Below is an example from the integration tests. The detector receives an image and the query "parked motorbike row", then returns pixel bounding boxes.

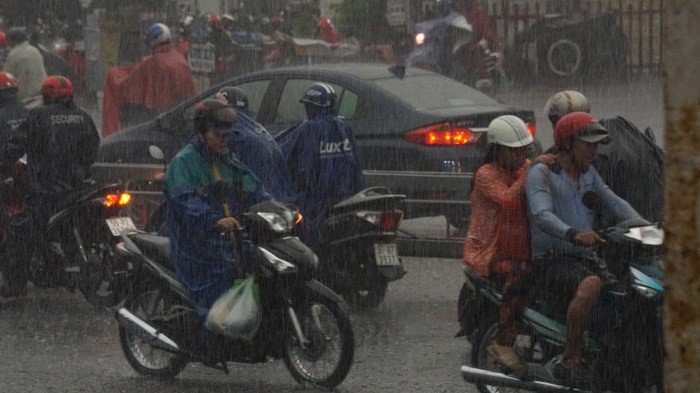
[458,193,665,393]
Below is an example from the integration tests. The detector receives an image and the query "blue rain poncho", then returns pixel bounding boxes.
[279,114,365,247]
[229,109,295,204]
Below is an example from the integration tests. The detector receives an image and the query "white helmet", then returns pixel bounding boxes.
[487,115,534,147]
[543,90,590,125]
[147,23,171,47]
[448,14,473,54]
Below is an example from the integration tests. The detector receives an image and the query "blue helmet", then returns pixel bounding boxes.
[147,23,171,47]
[300,83,336,108]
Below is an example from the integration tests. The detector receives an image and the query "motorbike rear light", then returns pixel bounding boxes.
[118,193,132,206]
[404,123,478,146]
[103,193,132,208]
[379,209,404,232]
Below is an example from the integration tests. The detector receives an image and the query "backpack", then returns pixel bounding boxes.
[595,116,664,223]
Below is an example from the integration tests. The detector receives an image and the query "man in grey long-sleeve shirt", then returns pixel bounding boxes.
[3,27,47,104]
[525,112,642,379]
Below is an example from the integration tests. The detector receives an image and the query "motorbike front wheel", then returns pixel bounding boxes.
[475,323,549,393]
[118,285,188,379]
[284,292,354,389]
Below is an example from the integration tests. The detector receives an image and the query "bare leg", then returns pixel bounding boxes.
[563,276,603,367]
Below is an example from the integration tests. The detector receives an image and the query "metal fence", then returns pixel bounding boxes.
[487,0,665,74]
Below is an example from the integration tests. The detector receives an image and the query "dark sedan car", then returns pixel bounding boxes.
[96,63,536,228]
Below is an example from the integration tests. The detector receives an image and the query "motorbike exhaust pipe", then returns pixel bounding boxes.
[460,365,589,393]
[117,308,181,353]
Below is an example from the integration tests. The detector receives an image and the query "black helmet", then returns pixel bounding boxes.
[194,99,237,134]
[6,26,27,44]
[300,82,337,118]
[217,86,248,111]
[300,82,336,108]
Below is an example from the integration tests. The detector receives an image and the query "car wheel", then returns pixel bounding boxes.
[546,38,582,77]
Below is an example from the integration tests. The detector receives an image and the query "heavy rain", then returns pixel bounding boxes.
[0,0,692,392]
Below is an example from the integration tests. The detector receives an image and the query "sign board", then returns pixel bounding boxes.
[188,43,216,73]
[387,0,410,27]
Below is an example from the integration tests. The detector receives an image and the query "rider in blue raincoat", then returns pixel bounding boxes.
[164,99,272,318]
[278,82,365,248]
[216,86,294,205]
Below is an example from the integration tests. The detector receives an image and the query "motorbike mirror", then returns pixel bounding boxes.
[582,191,603,213]
[149,145,165,161]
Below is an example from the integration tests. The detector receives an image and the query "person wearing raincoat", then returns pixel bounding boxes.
[278,82,365,248]
[164,99,272,319]
[102,23,197,136]
[215,86,295,205]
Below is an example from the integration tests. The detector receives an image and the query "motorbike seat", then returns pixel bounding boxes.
[130,233,172,269]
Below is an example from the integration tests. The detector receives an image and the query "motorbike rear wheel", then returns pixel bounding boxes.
[78,241,120,307]
[283,292,354,389]
[347,272,387,309]
[119,285,188,379]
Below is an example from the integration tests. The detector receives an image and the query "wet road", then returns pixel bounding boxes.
[0,235,477,392]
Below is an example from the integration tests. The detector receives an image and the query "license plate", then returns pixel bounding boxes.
[105,217,137,236]
[374,243,400,266]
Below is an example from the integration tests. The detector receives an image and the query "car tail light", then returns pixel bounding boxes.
[404,122,479,146]
[379,209,404,232]
[527,120,537,137]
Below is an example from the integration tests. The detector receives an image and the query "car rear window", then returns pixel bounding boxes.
[373,74,499,110]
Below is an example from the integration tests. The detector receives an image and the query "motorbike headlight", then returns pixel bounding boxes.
[633,285,660,300]
[257,211,293,233]
[258,247,298,273]
[415,33,425,46]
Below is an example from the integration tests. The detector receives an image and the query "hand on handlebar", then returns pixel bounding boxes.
[217,217,242,231]
[574,231,606,246]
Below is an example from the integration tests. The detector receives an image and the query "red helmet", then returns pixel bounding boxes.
[554,112,609,149]
[0,72,18,90]
[40,75,74,99]
[210,14,222,26]
[0,31,6,48]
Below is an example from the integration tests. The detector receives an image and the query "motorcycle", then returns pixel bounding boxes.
[315,186,406,309]
[112,201,355,389]
[405,11,504,93]
[0,173,135,306]
[459,196,665,392]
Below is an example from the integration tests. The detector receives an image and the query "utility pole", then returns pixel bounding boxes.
[663,1,700,392]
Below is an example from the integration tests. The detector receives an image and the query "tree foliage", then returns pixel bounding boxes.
[331,0,387,45]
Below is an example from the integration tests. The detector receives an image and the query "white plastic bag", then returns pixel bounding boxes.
[205,276,260,339]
